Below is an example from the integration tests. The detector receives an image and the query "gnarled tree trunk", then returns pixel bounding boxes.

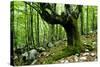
[62,19,81,53]
[26,2,82,54]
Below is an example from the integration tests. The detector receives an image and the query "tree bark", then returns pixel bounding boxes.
[81,7,84,35]
[37,13,40,47]
[62,18,81,53]
[86,6,88,34]
[10,1,14,65]
[92,7,94,31]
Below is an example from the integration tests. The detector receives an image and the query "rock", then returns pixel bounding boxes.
[74,56,79,62]
[31,59,37,65]
[22,52,28,60]
[60,60,65,63]
[37,47,46,52]
[68,59,74,62]
[22,49,39,61]
[67,55,79,62]
[79,56,87,61]
[39,47,45,50]
[40,52,47,56]
[29,49,39,60]
[75,53,80,57]
[85,49,89,52]
[90,53,95,57]
[82,52,89,56]
[64,60,69,63]
[67,55,75,62]
[47,42,54,48]
[86,55,95,61]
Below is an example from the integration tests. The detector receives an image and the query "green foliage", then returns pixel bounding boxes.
[12,1,67,48]
[11,1,97,65]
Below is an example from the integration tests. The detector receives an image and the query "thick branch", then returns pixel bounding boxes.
[40,10,63,25]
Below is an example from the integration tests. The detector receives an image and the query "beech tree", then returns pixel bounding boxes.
[25,2,82,53]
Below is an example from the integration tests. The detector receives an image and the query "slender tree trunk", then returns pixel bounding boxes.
[56,25,59,40]
[37,13,40,47]
[86,6,88,34]
[51,25,54,43]
[51,4,56,42]
[26,3,31,52]
[25,2,28,48]
[10,1,14,65]
[81,7,84,35]
[30,2,35,48]
[92,8,94,31]
[59,25,62,40]
[42,19,48,48]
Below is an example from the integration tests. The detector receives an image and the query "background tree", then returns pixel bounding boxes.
[80,7,84,35]
[86,6,88,34]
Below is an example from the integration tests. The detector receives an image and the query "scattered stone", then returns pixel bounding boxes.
[22,49,38,61]
[68,59,74,62]
[79,56,87,61]
[29,49,39,60]
[47,42,54,48]
[40,52,47,56]
[64,60,69,63]
[22,52,28,60]
[75,53,80,57]
[37,47,46,52]
[86,55,95,61]
[67,55,75,62]
[90,53,95,57]
[82,52,90,56]
[74,56,79,62]
[31,59,37,65]
[60,60,65,63]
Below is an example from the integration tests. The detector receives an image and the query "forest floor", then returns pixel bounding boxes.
[35,32,97,64]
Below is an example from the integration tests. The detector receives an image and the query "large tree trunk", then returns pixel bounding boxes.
[63,19,81,53]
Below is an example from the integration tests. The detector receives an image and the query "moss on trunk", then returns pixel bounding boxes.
[63,19,81,54]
